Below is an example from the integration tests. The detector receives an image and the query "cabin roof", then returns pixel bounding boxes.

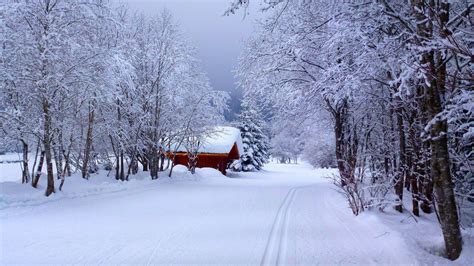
[173,126,243,156]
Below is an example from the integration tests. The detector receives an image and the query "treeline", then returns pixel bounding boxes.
[1,1,227,195]
[235,0,472,260]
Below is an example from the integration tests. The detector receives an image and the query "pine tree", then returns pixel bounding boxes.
[231,101,269,172]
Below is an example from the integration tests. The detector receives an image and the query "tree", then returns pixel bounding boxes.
[231,100,269,171]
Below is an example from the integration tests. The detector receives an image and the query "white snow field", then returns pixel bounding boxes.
[1,161,473,265]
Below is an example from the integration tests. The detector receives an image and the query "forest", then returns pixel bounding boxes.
[229,0,473,261]
[2,1,228,191]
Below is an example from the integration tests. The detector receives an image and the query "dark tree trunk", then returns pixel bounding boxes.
[416,1,462,259]
[420,146,434,213]
[329,99,354,186]
[32,150,45,188]
[108,135,120,180]
[59,147,71,191]
[31,139,40,181]
[408,115,421,217]
[43,100,55,197]
[159,152,165,172]
[126,152,138,180]
[115,154,120,180]
[187,151,198,174]
[82,104,94,179]
[53,135,63,180]
[150,151,159,180]
[335,110,347,186]
[63,149,72,177]
[131,156,138,175]
[142,158,148,172]
[430,119,462,260]
[21,139,29,184]
[418,87,434,214]
[53,145,61,180]
[395,103,405,213]
[410,171,420,217]
[407,142,419,216]
[120,151,125,181]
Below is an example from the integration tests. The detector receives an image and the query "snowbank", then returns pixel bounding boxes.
[0,164,230,211]
[373,193,474,265]
[0,172,145,211]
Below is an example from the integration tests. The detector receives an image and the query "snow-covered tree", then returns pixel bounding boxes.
[234,0,471,259]
[269,117,304,164]
[1,1,227,191]
[231,101,269,171]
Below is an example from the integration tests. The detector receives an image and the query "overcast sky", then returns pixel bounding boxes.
[117,0,263,120]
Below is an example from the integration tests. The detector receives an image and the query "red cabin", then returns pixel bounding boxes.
[169,127,243,175]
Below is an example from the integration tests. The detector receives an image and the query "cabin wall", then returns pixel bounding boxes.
[172,154,230,175]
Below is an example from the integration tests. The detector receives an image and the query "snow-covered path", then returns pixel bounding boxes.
[1,163,418,264]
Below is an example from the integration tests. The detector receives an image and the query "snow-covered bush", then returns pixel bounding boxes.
[332,169,397,215]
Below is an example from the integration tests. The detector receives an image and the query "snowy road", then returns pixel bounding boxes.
[1,163,419,264]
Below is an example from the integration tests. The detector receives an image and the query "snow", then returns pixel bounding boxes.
[1,161,473,264]
[0,161,24,183]
[0,152,24,163]
[173,126,244,154]
[0,153,58,183]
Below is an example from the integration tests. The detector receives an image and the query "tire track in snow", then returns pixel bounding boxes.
[260,185,307,266]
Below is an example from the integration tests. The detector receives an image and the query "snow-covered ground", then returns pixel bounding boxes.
[0,160,472,265]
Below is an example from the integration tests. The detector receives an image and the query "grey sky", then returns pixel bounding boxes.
[117,0,263,120]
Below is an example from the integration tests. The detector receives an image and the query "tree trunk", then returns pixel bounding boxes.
[59,147,71,191]
[127,152,138,178]
[150,151,159,180]
[82,104,94,179]
[407,142,419,217]
[420,144,434,213]
[159,152,165,172]
[120,151,125,181]
[108,135,120,180]
[430,119,462,260]
[53,135,63,180]
[410,171,420,216]
[32,150,45,188]
[418,88,434,214]
[115,154,120,180]
[395,103,405,213]
[21,139,29,184]
[126,155,137,181]
[416,1,462,259]
[335,110,346,185]
[142,158,149,171]
[31,139,40,181]
[53,146,61,180]
[63,149,72,177]
[408,115,421,217]
[331,100,354,186]
[43,100,55,197]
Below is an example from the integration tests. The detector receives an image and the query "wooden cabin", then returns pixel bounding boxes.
[169,127,243,175]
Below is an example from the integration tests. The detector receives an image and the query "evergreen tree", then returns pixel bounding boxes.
[231,101,269,171]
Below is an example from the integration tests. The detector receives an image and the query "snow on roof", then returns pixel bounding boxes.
[174,126,243,155]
